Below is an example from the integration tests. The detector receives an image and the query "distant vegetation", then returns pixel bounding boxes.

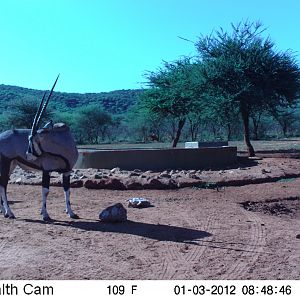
[1,21,300,155]
[0,84,140,113]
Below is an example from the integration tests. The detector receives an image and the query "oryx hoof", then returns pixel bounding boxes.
[5,212,15,219]
[42,215,52,222]
[69,213,79,219]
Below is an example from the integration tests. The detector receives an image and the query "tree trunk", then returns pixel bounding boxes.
[211,123,217,139]
[251,113,262,140]
[282,121,288,138]
[227,122,232,141]
[189,123,197,141]
[172,118,186,147]
[241,108,255,157]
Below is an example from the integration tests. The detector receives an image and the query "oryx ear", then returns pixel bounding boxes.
[43,120,54,130]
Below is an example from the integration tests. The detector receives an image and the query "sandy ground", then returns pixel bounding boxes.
[1,171,299,280]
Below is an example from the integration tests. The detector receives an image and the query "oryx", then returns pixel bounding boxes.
[0,75,79,221]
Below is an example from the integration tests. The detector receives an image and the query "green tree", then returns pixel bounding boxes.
[196,21,300,156]
[141,58,204,147]
[7,97,52,129]
[0,113,9,131]
[271,108,297,138]
[74,105,113,144]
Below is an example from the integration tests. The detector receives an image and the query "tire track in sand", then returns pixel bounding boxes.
[158,207,218,279]
[181,213,219,278]
[221,207,266,280]
[124,202,219,279]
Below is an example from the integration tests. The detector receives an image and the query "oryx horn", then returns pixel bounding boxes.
[31,74,60,134]
[31,91,47,135]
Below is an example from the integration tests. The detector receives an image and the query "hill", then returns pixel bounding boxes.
[0,84,142,114]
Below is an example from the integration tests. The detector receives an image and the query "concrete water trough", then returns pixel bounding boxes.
[74,146,237,171]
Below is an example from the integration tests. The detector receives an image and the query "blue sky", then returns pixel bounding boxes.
[0,0,300,93]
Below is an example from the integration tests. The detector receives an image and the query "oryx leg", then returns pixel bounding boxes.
[41,171,51,221]
[0,186,15,219]
[0,156,15,219]
[0,198,3,213]
[62,172,79,219]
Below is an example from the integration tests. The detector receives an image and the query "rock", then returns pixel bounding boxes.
[70,180,84,188]
[172,174,181,179]
[104,178,125,190]
[84,179,106,189]
[159,173,171,178]
[26,174,36,179]
[189,174,200,179]
[129,172,140,177]
[94,173,109,179]
[125,178,144,190]
[51,180,62,187]
[84,177,126,190]
[99,203,127,222]
[79,175,87,179]
[111,167,120,173]
[120,170,130,175]
[15,178,22,184]
[127,198,151,208]
[133,169,142,173]
[165,178,178,189]
[179,170,188,176]
[143,178,177,190]
[143,178,164,189]
[94,173,103,179]
[188,170,197,175]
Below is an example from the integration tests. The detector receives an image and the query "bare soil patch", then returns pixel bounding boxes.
[241,196,300,218]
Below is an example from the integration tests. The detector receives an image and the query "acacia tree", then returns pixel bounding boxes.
[271,108,297,137]
[125,106,165,142]
[7,97,52,128]
[74,105,113,144]
[196,21,300,156]
[141,58,204,147]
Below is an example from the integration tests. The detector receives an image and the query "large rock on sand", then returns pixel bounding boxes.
[99,203,127,223]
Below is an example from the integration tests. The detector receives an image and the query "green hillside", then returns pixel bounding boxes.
[0,84,142,114]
